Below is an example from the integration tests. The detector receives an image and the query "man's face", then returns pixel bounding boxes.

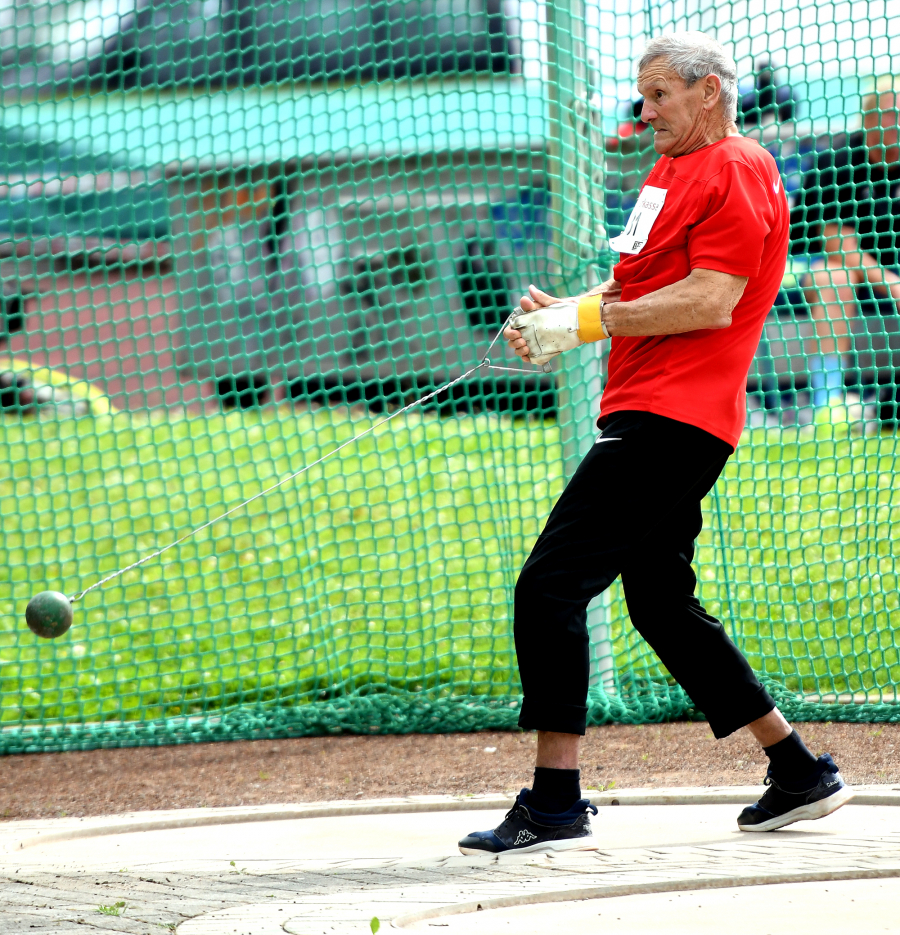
[637,59,718,157]
[864,92,900,165]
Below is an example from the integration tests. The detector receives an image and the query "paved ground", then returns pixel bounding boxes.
[1,788,899,933]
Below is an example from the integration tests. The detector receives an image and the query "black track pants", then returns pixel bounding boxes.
[515,410,775,739]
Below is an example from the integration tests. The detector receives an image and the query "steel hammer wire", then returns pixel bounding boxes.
[69,313,540,603]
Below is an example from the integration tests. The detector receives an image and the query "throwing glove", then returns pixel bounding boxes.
[510,296,609,366]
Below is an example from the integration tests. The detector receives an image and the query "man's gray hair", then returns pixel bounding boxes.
[638,32,738,122]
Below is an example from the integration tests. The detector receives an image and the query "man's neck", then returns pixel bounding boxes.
[674,121,740,158]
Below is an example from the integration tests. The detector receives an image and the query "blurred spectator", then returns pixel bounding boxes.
[740,59,815,199]
[614,98,649,143]
[741,58,796,127]
[790,79,900,415]
[736,62,812,420]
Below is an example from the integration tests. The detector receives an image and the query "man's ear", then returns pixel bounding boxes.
[702,73,723,111]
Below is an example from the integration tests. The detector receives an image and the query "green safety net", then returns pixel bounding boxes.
[1,1,899,754]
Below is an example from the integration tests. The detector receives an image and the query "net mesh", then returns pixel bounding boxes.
[1,1,900,754]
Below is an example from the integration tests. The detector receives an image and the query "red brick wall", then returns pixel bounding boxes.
[8,267,216,412]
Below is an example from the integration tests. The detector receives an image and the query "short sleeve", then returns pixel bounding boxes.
[688,160,776,277]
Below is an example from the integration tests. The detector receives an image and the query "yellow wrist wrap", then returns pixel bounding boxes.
[576,295,609,342]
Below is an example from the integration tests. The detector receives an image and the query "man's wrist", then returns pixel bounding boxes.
[600,302,612,339]
[576,294,612,342]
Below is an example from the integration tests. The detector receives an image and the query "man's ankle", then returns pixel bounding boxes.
[527,767,581,814]
[764,730,820,791]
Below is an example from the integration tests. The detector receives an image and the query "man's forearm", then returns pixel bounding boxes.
[601,284,729,335]
[599,269,747,337]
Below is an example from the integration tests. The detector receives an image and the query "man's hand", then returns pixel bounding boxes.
[504,286,567,364]
[589,278,623,303]
[509,301,583,366]
[504,284,613,366]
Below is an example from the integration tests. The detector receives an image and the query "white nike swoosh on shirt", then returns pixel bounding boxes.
[773,178,781,193]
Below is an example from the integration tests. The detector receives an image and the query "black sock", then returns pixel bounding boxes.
[528,767,581,814]
[764,730,819,791]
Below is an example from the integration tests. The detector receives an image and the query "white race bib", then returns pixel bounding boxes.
[608,185,668,255]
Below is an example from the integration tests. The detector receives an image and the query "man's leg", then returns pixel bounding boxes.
[510,412,731,740]
[746,709,791,746]
[458,423,630,855]
[459,411,746,855]
[619,473,776,737]
[620,487,853,831]
[535,731,580,768]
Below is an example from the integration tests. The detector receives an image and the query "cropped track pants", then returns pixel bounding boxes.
[515,410,776,739]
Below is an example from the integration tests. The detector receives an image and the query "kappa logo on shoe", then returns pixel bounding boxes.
[513,830,538,846]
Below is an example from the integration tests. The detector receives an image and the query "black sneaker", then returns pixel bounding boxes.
[458,790,598,855]
[737,753,854,832]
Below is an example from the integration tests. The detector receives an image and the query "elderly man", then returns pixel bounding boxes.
[791,81,900,419]
[458,32,853,857]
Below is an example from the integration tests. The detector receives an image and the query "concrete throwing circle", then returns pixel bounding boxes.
[3,789,900,933]
[395,878,900,934]
[177,864,900,935]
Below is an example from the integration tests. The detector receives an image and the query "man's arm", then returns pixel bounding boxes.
[601,267,748,336]
[506,269,747,363]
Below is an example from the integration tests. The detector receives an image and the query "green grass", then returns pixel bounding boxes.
[1,409,899,741]
[0,408,562,727]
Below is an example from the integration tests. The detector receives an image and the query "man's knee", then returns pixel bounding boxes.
[514,552,609,640]
[513,559,554,615]
[622,552,697,604]
[623,575,721,648]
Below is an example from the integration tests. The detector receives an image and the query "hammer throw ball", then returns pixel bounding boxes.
[25,591,74,639]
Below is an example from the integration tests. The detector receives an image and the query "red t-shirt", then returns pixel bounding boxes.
[599,134,789,448]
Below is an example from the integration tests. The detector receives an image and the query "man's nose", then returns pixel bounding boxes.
[641,103,657,122]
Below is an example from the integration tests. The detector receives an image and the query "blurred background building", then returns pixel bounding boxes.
[0,0,895,419]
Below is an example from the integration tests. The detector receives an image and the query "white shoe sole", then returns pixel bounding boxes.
[459,835,599,856]
[738,784,855,832]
